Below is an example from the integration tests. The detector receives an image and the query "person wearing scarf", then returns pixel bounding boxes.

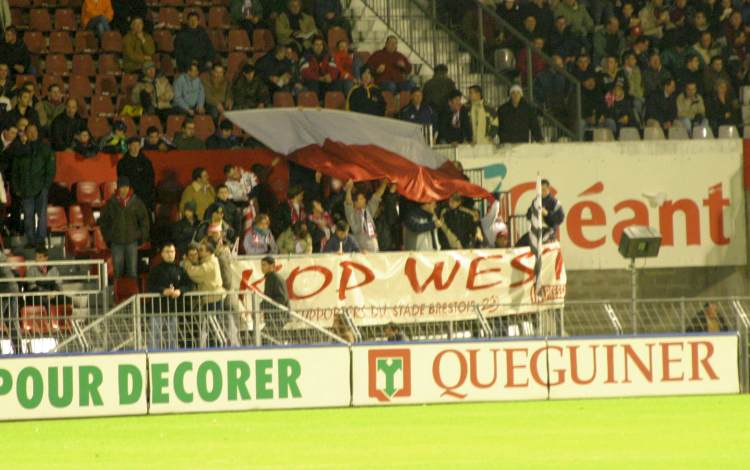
[243,213,278,254]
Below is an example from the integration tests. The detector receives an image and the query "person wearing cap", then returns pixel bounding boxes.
[50,98,87,152]
[123,16,155,74]
[180,167,216,220]
[173,119,206,150]
[206,120,241,150]
[437,90,472,144]
[497,84,541,143]
[99,176,150,279]
[132,60,176,122]
[117,136,156,210]
[231,63,271,110]
[346,66,386,116]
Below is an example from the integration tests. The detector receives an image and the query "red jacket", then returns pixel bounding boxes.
[367,49,412,84]
[332,50,354,80]
[300,52,340,82]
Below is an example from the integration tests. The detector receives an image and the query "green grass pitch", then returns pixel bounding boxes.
[3,395,750,469]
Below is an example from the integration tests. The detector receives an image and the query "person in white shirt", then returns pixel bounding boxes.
[223,164,258,203]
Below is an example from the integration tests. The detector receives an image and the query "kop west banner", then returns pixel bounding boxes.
[352,334,739,405]
[233,245,567,327]
[458,140,747,270]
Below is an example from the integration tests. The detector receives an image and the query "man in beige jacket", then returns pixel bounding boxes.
[183,240,227,347]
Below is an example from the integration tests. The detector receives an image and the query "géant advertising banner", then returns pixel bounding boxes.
[351,334,739,405]
[233,245,566,327]
[147,346,351,415]
[457,140,747,270]
[0,353,148,421]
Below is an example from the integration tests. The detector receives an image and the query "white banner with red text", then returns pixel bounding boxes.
[351,334,739,405]
[456,140,747,269]
[232,245,567,327]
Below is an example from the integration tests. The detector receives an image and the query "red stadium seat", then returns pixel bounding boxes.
[11,9,27,31]
[273,91,295,108]
[20,306,52,335]
[158,8,181,30]
[13,74,35,89]
[193,115,215,141]
[66,227,95,258]
[41,75,65,98]
[95,73,118,96]
[327,27,348,52]
[68,204,86,227]
[139,114,163,136]
[72,53,96,76]
[90,95,115,117]
[228,29,251,52]
[76,181,103,207]
[114,277,139,304]
[69,74,93,100]
[297,91,319,108]
[120,116,138,137]
[49,31,74,54]
[74,31,98,53]
[156,54,175,77]
[47,205,68,233]
[252,29,274,52]
[98,54,122,75]
[166,114,186,139]
[29,8,52,32]
[153,29,174,53]
[44,54,69,76]
[49,304,73,333]
[120,73,139,101]
[208,6,231,29]
[54,8,77,31]
[92,225,109,253]
[324,91,346,110]
[226,51,247,81]
[399,91,412,111]
[160,0,183,6]
[101,181,117,202]
[100,31,123,53]
[6,255,26,278]
[208,29,228,53]
[23,31,46,54]
[87,116,111,140]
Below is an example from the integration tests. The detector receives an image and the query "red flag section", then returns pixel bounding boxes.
[290,140,492,203]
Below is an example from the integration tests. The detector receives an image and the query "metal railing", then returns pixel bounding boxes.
[0,258,109,292]
[357,0,582,141]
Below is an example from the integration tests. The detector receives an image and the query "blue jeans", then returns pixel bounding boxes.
[111,242,138,279]
[149,314,178,350]
[379,80,416,93]
[22,188,48,246]
[87,16,111,37]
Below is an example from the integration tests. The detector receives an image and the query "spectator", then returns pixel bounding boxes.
[622,51,644,120]
[50,99,86,152]
[331,40,359,95]
[256,45,302,94]
[0,1,8,33]
[599,55,626,94]
[645,78,678,130]
[346,66,386,116]
[690,31,720,68]
[243,213,278,254]
[571,53,593,82]
[676,81,708,134]
[173,119,206,150]
[497,0,524,35]
[224,164,257,204]
[704,56,733,97]
[516,178,564,246]
[344,179,385,253]
[231,64,271,110]
[206,120,240,149]
[277,220,313,254]
[0,124,16,154]
[548,15,579,61]
[467,85,497,145]
[248,160,280,215]
[553,0,594,39]
[73,129,99,158]
[112,0,149,36]
[99,177,150,278]
[517,37,547,85]
[481,200,510,248]
[183,240,227,348]
[0,27,30,76]
[276,0,318,50]
[677,54,704,95]
[384,322,406,342]
[173,62,206,117]
[260,255,289,338]
[638,0,672,41]
[117,136,156,210]
[11,124,54,248]
[202,63,233,122]
[132,61,176,123]
[522,0,554,39]
[438,193,479,250]
[300,36,340,101]
[147,242,193,350]
[172,202,199,256]
[706,79,740,135]
[195,207,236,244]
[422,64,457,112]
[399,88,436,127]
[230,0,264,40]
[497,84,542,144]
[205,184,242,239]
[26,247,62,292]
[100,120,128,154]
[123,17,155,74]
[82,0,114,37]
[605,83,637,136]
[593,16,625,65]
[534,54,568,122]
[273,184,306,236]
[315,0,350,35]
[686,302,728,333]
[643,52,673,97]
[403,200,443,251]
[0,63,12,99]
[141,126,174,151]
[35,84,65,132]
[322,220,360,253]
[575,72,609,135]
[366,36,414,93]
[5,88,39,129]
[308,197,333,251]
[437,90,472,144]
[180,167,215,220]
[175,11,215,72]
[374,183,400,252]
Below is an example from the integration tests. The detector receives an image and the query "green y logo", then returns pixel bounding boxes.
[377,358,403,398]
[368,349,411,402]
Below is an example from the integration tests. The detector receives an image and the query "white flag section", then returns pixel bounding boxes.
[530,174,543,296]
[224,108,448,169]
[232,245,566,328]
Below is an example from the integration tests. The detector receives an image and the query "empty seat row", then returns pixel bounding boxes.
[597,125,744,142]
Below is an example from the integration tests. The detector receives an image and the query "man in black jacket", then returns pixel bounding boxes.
[437,90,472,144]
[117,137,156,210]
[50,99,86,151]
[147,242,194,350]
[260,255,289,340]
[516,178,565,247]
[0,27,30,76]
[346,66,386,116]
[645,78,678,130]
[174,11,215,72]
[438,193,478,249]
[497,84,541,144]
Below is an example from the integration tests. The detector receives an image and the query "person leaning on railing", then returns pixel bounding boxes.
[182,240,227,348]
[147,242,194,351]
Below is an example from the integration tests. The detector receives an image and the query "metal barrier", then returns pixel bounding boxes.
[0,258,109,292]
